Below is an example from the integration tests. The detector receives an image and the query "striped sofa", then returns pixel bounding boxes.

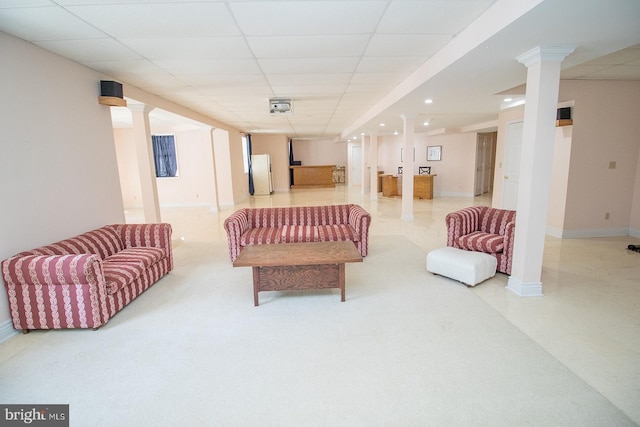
[223,204,371,262]
[445,206,516,275]
[1,223,173,332]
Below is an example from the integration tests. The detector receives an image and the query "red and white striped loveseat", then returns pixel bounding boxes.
[223,204,371,262]
[445,206,516,275]
[1,223,173,332]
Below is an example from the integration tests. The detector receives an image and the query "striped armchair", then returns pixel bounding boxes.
[445,206,516,275]
[223,204,371,262]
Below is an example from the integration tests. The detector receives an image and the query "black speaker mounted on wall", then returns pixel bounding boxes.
[99,80,126,106]
[556,106,572,126]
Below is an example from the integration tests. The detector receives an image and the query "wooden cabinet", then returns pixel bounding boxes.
[290,165,335,188]
[382,174,436,199]
[382,175,400,197]
[413,174,436,199]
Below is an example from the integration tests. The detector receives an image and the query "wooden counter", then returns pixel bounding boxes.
[290,165,336,188]
[382,174,436,199]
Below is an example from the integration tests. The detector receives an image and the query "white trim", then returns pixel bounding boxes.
[630,228,640,239]
[0,320,18,344]
[506,277,543,297]
[560,227,630,239]
[437,191,476,198]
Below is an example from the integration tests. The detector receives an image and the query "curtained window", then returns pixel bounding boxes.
[151,135,178,178]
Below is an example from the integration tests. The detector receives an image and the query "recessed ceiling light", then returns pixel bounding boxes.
[393,131,399,135]
[360,132,365,136]
[424,99,433,104]
[379,123,385,127]
[423,120,431,126]
[504,97,513,102]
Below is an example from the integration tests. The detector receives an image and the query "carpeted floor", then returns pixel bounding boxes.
[0,235,635,426]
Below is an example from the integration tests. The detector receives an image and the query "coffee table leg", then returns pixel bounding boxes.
[339,263,345,302]
[252,266,260,306]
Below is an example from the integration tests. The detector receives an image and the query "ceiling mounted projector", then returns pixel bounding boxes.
[269,98,293,116]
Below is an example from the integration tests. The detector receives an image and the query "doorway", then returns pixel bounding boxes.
[502,121,523,210]
[474,132,496,196]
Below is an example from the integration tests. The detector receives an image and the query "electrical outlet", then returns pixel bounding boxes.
[605,212,610,220]
[609,161,616,169]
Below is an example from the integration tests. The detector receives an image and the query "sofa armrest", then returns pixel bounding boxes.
[1,254,110,330]
[223,209,249,261]
[348,205,372,256]
[2,254,103,287]
[114,223,173,271]
[445,206,485,247]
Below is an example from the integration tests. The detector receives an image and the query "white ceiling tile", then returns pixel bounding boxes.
[356,56,426,73]
[66,3,241,37]
[364,34,453,57]
[120,37,253,60]
[266,73,352,85]
[259,57,359,74]
[349,72,410,85]
[270,85,347,95]
[180,74,269,87]
[0,6,105,40]
[154,59,262,75]
[377,0,495,34]
[247,35,370,58]
[82,59,168,76]
[229,1,387,36]
[35,38,140,62]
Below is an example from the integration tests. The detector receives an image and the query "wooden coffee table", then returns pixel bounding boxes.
[232,241,363,306]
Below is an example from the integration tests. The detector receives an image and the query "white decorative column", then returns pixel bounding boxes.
[128,103,161,223]
[202,125,220,212]
[369,132,379,199]
[507,45,575,297]
[401,114,416,221]
[360,133,369,194]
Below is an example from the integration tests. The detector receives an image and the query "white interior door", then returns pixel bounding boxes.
[350,145,361,186]
[502,121,523,210]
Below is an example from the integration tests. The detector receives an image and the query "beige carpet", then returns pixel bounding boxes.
[0,236,635,426]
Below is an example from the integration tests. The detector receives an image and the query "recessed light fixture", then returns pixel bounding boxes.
[360,132,365,136]
[379,123,385,127]
[424,99,433,104]
[394,131,399,135]
[504,97,513,102]
[423,121,430,126]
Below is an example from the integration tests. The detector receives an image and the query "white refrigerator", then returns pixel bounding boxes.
[251,154,273,195]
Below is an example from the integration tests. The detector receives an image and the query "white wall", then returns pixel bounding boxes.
[493,80,640,237]
[292,139,348,167]
[377,132,478,197]
[250,134,290,192]
[560,80,640,236]
[0,33,126,332]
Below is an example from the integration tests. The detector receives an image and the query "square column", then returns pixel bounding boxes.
[507,45,575,296]
[369,132,379,200]
[128,103,161,223]
[401,114,416,221]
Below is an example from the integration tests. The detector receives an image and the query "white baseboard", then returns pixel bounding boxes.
[0,320,18,344]
[630,228,640,238]
[559,227,630,239]
[437,191,476,198]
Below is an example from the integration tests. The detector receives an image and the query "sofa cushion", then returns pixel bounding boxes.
[456,231,504,253]
[316,224,358,242]
[240,227,282,246]
[281,225,318,243]
[104,247,165,268]
[102,261,147,294]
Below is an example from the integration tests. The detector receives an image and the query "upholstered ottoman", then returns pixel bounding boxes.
[426,247,497,286]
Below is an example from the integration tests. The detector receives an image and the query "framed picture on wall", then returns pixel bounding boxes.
[419,166,431,175]
[427,145,442,161]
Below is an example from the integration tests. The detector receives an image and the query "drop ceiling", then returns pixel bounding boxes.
[1,0,639,139]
